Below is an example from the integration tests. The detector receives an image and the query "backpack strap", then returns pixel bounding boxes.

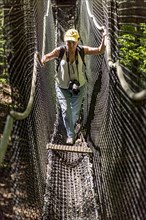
[77,45,88,82]
[76,45,86,67]
[56,46,66,72]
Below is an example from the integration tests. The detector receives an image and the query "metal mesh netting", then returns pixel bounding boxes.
[43,1,100,219]
[0,0,146,220]
[0,0,56,219]
[78,0,146,219]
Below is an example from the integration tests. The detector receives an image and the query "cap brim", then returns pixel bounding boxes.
[64,36,78,42]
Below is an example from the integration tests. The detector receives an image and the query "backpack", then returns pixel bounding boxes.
[56,45,88,81]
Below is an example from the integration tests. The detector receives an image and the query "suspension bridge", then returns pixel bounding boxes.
[0,0,146,219]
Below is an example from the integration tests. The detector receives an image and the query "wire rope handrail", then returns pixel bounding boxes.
[0,51,42,164]
[85,0,146,101]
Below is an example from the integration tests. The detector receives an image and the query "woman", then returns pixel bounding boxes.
[41,28,107,145]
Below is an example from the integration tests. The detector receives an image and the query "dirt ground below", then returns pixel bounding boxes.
[0,83,11,138]
[0,83,13,219]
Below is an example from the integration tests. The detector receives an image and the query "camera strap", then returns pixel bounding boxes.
[66,50,79,82]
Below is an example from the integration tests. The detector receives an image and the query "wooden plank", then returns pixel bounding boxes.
[46,143,92,153]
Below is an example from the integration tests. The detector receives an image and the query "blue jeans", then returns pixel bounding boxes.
[55,84,85,138]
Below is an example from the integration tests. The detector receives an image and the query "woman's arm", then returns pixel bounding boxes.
[41,47,60,64]
[83,32,107,55]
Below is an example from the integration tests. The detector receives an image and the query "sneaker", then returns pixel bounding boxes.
[66,137,75,145]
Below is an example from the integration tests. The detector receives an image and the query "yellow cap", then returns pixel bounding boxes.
[64,29,80,42]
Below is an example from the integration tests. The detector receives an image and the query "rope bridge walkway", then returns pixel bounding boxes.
[0,0,146,219]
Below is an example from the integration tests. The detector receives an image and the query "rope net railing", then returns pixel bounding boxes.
[0,0,146,219]
[78,1,146,219]
[0,0,56,219]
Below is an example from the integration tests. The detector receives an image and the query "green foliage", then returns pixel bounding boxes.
[118,23,146,75]
[0,8,7,84]
[0,77,6,84]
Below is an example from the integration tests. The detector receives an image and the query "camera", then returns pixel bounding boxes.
[68,79,80,95]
